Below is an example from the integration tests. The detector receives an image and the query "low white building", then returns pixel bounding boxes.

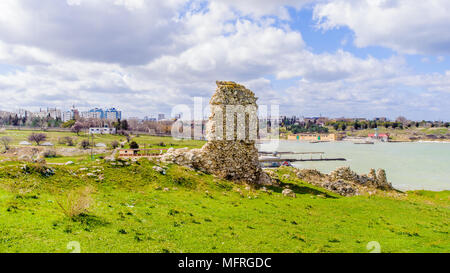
[89,127,116,134]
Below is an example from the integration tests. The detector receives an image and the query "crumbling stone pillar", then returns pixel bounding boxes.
[376,169,392,190]
[162,81,271,185]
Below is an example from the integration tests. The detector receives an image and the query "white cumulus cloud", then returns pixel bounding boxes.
[313,0,450,55]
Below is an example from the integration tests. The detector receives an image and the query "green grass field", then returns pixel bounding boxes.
[0,159,448,253]
[0,129,205,150]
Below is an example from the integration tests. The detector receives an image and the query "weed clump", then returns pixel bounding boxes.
[43,149,57,158]
[56,186,95,218]
[21,163,55,177]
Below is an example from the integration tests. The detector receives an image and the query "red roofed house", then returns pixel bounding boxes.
[368,133,389,141]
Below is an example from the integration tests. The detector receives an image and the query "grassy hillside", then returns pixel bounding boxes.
[0,159,448,253]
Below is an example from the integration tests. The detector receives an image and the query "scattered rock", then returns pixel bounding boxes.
[322,179,356,196]
[282,174,291,180]
[282,188,296,198]
[65,161,74,165]
[152,166,166,175]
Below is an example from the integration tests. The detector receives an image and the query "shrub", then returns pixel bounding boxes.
[80,139,90,149]
[28,133,47,145]
[111,140,119,149]
[129,141,139,149]
[66,137,75,146]
[57,137,65,144]
[58,136,74,146]
[62,119,76,128]
[21,163,55,177]
[43,149,57,158]
[0,136,12,151]
[56,186,95,218]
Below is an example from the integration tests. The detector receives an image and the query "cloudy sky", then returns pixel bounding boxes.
[0,0,449,120]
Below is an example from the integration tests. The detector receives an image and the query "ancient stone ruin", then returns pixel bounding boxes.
[294,166,393,196]
[162,81,271,185]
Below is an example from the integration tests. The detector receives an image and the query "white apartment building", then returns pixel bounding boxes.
[62,111,73,122]
[80,111,102,119]
[89,126,116,134]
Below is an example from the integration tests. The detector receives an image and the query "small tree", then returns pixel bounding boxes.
[129,141,139,149]
[28,133,47,145]
[62,119,76,128]
[0,136,12,151]
[111,140,119,149]
[395,116,408,124]
[80,139,90,149]
[121,119,129,131]
[71,122,83,136]
[64,136,75,146]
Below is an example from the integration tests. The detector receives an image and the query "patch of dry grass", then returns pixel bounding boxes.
[56,186,96,218]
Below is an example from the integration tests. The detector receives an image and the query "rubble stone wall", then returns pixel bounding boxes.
[295,166,393,196]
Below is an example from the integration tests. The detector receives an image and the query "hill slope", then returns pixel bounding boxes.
[0,159,448,253]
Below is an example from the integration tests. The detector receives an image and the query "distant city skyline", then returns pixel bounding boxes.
[6,105,449,123]
[0,1,449,121]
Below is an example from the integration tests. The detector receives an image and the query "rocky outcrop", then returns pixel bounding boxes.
[294,166,393,196]
[375,169,390,190]
[162,81,271,185]
[322,179,357,196]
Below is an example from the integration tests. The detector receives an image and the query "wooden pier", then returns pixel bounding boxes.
[259,157,346,162]
[258,151,346,162]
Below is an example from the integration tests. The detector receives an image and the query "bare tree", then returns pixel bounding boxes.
[28,133,47,145]
[395,116,408,124]
[71,121,83,135]
[0,136,12,151]
[80,139,90,149]
[59,136,75,146]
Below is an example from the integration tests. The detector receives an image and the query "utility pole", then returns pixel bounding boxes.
[90,132,94,161]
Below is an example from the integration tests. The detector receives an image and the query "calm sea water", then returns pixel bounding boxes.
[260,140,450,191]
